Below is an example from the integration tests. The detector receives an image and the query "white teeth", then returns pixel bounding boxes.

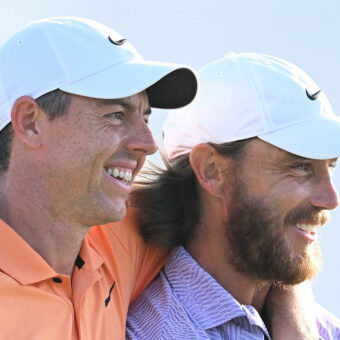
[113,168,119,177]
[296,224,317,233]
[125,171,131,181]
[105,167,133,183]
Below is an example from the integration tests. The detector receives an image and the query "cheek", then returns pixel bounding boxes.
[54,126,117,163]
[45,122,128,184]
[276,181,310,209]
[239,170,272,196]
[255,175,310,210]
[41,134,97,187]
[99,124,127,149]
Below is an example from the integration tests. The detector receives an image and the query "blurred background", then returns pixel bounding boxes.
[0,0,339,318]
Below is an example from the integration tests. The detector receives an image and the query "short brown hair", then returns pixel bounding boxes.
[0,89,71,174]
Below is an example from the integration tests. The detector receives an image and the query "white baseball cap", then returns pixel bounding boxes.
[0,17,198,131]
[163,52,340,160]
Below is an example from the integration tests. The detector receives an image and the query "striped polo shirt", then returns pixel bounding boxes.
[127,246,340,340]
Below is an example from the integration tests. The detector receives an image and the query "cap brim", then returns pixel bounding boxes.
[59,59,197,109]
[259,114,340,159]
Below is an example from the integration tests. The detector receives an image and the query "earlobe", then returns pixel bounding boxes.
[11,96,43,149]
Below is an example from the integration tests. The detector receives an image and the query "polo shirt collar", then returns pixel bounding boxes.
[0,219,104,285]
[164,246,269,337]
[81,232,104,271]
[0,219,57,285]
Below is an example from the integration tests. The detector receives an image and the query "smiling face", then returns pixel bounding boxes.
[38,91,157,227]
[225,139,338,285]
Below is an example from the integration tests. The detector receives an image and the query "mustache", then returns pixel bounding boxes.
[284,206,330,227]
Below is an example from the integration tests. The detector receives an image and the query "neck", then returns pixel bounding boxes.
[0,178,89,277]
[186,226,271,313]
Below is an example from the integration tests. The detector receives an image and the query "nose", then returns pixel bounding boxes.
[309,174,339,211]
[126,122,158,156]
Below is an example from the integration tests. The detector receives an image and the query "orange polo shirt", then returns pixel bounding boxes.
[0,210,168,339]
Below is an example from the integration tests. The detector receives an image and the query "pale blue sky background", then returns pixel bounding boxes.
[0,0,339,318]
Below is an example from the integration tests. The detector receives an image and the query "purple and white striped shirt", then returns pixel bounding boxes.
[127,246,340,340]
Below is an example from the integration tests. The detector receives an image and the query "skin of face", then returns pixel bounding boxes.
[224,139,338,285]
[36,91,157,228]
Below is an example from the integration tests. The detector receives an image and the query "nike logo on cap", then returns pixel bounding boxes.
[108,36,127,46]
[306,89,321,101]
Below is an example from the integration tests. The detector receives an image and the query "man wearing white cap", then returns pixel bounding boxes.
[127,53,340,339]
[0,17,198,339]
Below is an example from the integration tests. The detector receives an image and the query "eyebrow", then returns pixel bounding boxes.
[286,154,307,161]
[99,98,152,116]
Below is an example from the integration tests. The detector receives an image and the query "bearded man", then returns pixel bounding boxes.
[126,53,340,339]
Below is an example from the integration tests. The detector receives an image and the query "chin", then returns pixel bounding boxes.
[86,201,127,226]
[107,204,127,223]
[67,185,128,226]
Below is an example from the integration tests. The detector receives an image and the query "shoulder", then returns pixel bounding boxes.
[86,208,168,304]
[315,303,340,339]
[86,208,147,260]
[88,208,140,245]
[126,272,170,339]
[127,271,183,339]
[126,271,202,340]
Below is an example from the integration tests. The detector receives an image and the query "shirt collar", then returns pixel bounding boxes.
[0,219,104,285]
[164,246,269,337]
[81,229,105,271]
[0,219,57,284]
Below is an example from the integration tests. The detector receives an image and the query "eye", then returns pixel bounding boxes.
[106,111,124,120]
[329,161,337,171]
[144,115,150,124]
[288,161,313,179]
[290,162,312,173]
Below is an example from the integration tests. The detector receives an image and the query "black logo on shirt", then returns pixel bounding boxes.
[105,281,116,307]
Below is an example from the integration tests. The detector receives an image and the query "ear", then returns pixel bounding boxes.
[189,143,233,199]
[11,96,43,149]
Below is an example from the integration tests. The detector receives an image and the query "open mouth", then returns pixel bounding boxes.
[104,167,133,185]
[295,223,318,237]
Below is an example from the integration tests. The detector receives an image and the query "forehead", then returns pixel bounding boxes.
[91,91,149,108]
[243,138,337,163]
[67,91,150,112]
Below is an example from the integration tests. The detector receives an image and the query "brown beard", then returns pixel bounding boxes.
[225,179,327,286]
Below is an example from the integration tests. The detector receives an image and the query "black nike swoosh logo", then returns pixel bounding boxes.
[108,36,127,46]
[104,281,116,307]
[306,89,321,101]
